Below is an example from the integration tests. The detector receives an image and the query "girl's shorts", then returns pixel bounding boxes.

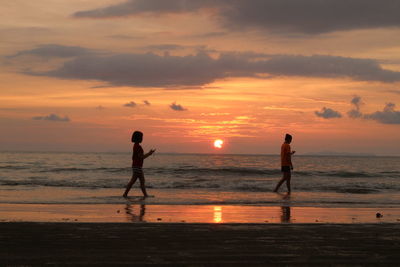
[132,167,144,175]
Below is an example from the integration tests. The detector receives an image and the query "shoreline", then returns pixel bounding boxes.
[1,203,400,223]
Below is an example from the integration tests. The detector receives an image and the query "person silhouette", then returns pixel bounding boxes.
[123,131,155,198]
[273,134,296,193]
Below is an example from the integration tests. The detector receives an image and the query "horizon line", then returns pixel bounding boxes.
[1,150,397,157]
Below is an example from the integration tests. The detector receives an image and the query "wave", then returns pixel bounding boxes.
[2,177,400,194]
[38,167,131,173]
[0,165,31,170]
[2,163,400,178]
[311,171,375,178]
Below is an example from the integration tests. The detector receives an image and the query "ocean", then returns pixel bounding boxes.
[1,151,399,207]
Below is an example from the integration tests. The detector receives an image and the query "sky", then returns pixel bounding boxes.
[1,0,400,155]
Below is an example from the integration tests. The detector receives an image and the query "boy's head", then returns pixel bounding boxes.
[284,133,292,143]
[132,131,143,143]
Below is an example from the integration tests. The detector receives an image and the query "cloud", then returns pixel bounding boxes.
[350,96,363,108]
[144,44,185,51]
[347,95,363,118]
[191,32,228,38]
[32,113,70,122]
[73,0,400,34]
[73,0,211,18]
[34,51,224,87]
[347,109,363,118]
[8,44,95,58]
[170,102,187,111]
[22,45,400,87]
[253,55,400,82]
[143,100,151,106]
[364,103,400,124]
[315,107,342,119]
[347,97,400,124]
[124,101,137,107]
[218,0,400,34]
[96,105,106,110]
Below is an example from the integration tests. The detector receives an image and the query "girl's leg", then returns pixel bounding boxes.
[138,173,149,197]
[123,173,138,197]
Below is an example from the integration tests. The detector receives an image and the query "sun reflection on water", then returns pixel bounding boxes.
[213,206,222,223]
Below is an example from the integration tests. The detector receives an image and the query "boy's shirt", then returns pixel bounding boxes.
[132,143,144,168]
[281,142,291,167]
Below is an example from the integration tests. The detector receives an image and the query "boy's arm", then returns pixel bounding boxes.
[287,147,293,169]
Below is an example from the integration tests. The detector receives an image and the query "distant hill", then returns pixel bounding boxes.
[304,151,376,157]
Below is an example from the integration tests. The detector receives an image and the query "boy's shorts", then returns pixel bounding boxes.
[281,166,291,172]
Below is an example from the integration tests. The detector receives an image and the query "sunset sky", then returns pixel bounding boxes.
[1,0,400,155]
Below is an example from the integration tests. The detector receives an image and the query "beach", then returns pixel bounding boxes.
[2,222,400,265]
[1,152,400,265]
[2,204,400,265]
[1,203,400,223]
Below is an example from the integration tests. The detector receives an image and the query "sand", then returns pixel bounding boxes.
[1,204,400,265]
[1,222,400,265]
[2,203,400,223]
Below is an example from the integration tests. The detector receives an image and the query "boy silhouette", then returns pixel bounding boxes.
[274,134,295,193]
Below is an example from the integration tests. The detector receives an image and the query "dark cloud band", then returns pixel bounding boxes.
[8,44,95,58]
[73,0,400,34]
[21,45,400,87]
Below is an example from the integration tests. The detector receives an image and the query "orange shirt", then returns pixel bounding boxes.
[281,142,291,166]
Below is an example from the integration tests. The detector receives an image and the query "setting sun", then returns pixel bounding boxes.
[213,139,224,149]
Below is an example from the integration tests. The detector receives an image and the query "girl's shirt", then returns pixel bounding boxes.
[132,143,144,168]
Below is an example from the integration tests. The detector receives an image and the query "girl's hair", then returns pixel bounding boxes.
[285,133,292,142]
[131,131,143,143]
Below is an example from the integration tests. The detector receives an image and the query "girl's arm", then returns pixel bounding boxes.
[143,149,156,159]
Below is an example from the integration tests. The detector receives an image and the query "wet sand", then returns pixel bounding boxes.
[2,203,400,223]
[1,222,400,265]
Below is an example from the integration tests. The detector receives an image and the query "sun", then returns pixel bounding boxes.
[213,139,224,149]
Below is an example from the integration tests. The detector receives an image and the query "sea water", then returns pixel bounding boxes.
[0,151,399,207]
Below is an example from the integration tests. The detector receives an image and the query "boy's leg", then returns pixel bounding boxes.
[123,173,138,197]
[138,173,149,197]
[285,172,291,193]
[273,173,287,192]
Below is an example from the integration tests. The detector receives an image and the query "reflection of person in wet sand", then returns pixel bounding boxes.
[274,134,295,193]
[123,131,156,198]
[125,203,146,222]
[276,192,291,222]
[280,206,291,223]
